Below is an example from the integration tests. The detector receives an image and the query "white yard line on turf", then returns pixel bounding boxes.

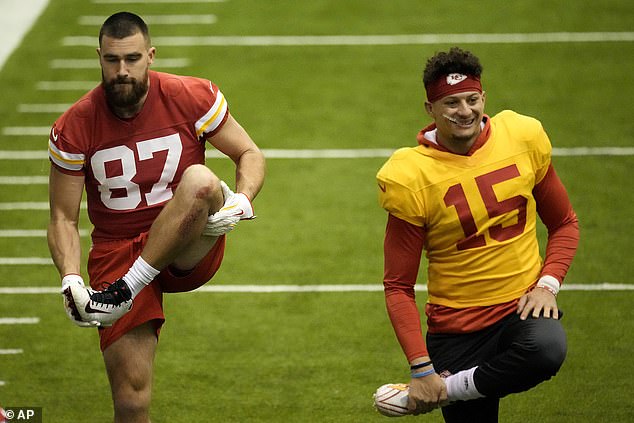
[0,202,86,211]
[92,0,225,3]
[0,258,53,265]
[0,284,632,294]
[552,147,634,156]
[0,148,633,160]
[0,202,49,210]
[0,230,48,237]
[36,81,99,91]
[79,15,217,26]
[0,349,23,355]
[49,58,190,69]
[17,104,72,113]
[63,32,634,47]
[1,127,51,136]
[0,176,47,184]
[0,151,45,159]
[0,229,89,237]
[0,317,40,324]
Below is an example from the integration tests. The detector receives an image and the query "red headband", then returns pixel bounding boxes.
[425,73,482,103]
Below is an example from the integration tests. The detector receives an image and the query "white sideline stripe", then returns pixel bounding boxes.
[0,317,40,324]
[0,202,87,211]
[0,258,53,265]
[36,81,98,91]
[0,381,5,386]
[0,283,632,294]
[49,58,190,69]
[79,15,217,25]
[0,0,48,72]
[0,229,89,237]
[0,349,23,355]
[1,148,633,159]
[62,32,634,47]
[0,176,47,184]
[18,103,72,113]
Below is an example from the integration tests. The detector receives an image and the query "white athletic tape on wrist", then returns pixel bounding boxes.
[537,275,560,296]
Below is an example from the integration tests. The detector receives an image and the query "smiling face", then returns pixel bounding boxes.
[98,31,155,118]
[425,90,486,154]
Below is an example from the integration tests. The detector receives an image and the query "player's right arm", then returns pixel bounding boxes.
[47,165,85,278]
[378,158,447,412]
[383,214,426,359]
[383,214,447,413]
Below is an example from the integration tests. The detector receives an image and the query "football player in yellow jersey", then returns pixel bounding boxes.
[377,47,579,422]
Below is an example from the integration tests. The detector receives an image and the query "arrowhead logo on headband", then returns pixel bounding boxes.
[446,73,468,85]
[425,73,482,102]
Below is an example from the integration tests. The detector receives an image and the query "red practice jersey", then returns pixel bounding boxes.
[48,71,229,243]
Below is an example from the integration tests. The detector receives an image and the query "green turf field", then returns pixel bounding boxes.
[1,1,633,422]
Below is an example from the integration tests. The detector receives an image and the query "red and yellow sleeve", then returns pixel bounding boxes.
[193,81,229,140]
[48,120,86,176]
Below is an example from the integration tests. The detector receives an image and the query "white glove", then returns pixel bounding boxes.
[203,181,255,237]
[61,274,98,327]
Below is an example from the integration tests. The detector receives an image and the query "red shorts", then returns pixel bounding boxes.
[87,232,225,351]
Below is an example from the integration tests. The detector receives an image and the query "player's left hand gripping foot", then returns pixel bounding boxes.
[65,277,133,327]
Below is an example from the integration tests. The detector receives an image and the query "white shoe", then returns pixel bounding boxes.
[65,279,133,327]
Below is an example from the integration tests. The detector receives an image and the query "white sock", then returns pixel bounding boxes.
[445,367,485,402]
[123,256,160,298]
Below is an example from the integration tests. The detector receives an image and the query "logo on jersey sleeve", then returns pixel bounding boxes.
[48,131,86,172]
[195,89,228,138]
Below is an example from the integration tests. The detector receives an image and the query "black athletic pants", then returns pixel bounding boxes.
[426,312,567,423]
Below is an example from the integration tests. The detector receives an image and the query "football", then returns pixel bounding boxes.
[373,383,411,417]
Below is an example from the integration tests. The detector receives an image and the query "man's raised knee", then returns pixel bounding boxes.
[179,165,222,206]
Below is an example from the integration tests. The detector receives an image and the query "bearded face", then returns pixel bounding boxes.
[98,32,155,117]
[103,70,149,109]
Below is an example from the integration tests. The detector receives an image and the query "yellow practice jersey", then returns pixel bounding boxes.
[377,110,552,308]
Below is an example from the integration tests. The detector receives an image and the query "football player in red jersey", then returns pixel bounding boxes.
[377,47,579,422]
[47,12,265,422]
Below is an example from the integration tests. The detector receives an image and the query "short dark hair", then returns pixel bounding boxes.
[99,12,150,47]
[423,47,483,86]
